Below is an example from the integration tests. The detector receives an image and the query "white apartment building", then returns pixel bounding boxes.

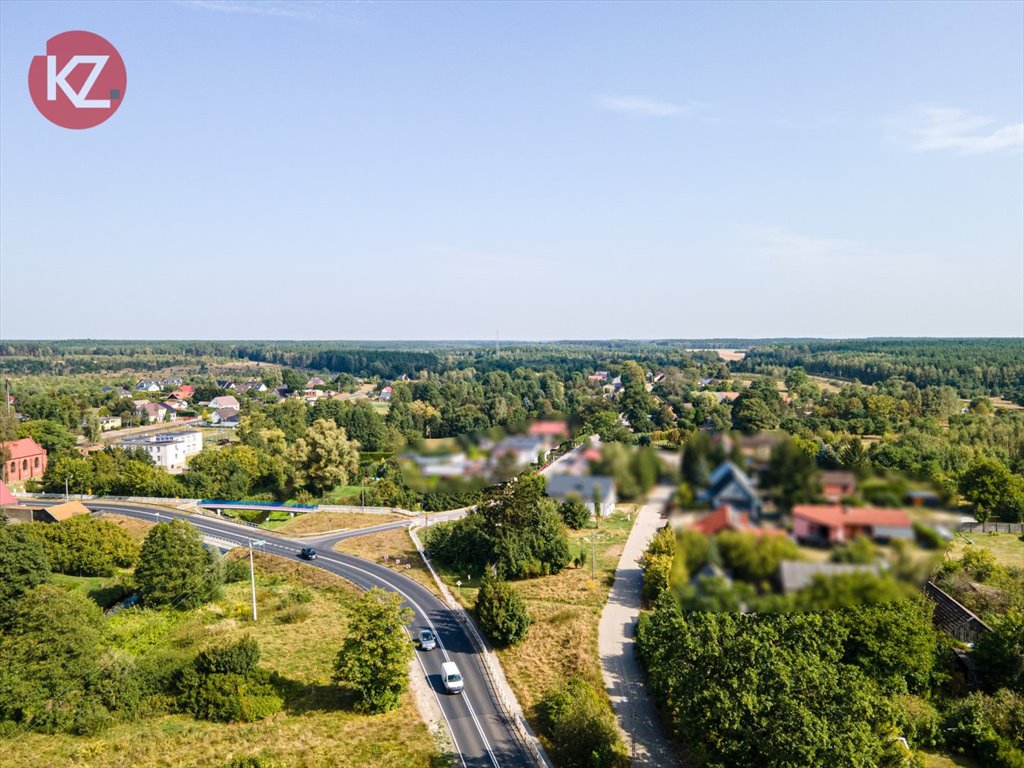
[120,430,203,470]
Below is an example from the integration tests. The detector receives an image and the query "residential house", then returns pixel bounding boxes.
[587,371,609,383]
[207,395,240,411]
[405,451,484,479]
[306,377,326,388]
[528,420,569,442]
[209,408,241,427]
[237,381,268,393]
[545,474,617,517]
[136,402,176,424]
[99,416,122,431]
[490,435,550,470]
[2,437,48,482]
[906,489,941,508]
[690,505,787,538]
[713,391,741,404]
[379,386,393,402]
[792,504,913,545]
[120,431,202,470]
[162,400,188,412]
[777,560,882,594]
[135,379,161,393]
[160,376,184,389]
[41,500,92,523]
[216,380,237,391]
[698,461,763,520]
[170,385,195,400]
[820,470,858,503]
[699,377,715,388]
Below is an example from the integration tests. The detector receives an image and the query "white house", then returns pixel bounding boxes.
[135,379,161,393]
[545,474,617,517]
[209,408,241,427]
[136,402,176,424]
[120,430,202,470]
[208,395,240,411]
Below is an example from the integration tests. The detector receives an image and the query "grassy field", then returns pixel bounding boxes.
[275,510,406,535]
[5,552,439,768]
[490,507,637,716]
[922,752,980,768]
[946,531,1024,569]
[334,526,441,598]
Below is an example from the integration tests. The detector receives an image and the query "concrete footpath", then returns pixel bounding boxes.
[598,484,679,767]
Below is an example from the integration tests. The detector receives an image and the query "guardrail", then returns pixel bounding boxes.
[408,525,552,768]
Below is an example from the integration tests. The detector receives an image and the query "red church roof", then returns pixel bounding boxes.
[2,437,46,459]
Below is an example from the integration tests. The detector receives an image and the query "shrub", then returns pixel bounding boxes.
[25,516,140,576]
[536,677,627,768]
[475,575,531,646]
[974,610,1024,693]
[276,604,312,624]
[135,521,223,609]
[892,695,941,748]
[912,522,946,550]
[178,636,282,723]
[558,498,591,530]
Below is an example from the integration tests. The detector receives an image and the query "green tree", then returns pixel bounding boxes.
[0,525,51,618]
[763,436,821,509]
[134,520,222,609]
[18,419,77,454]
[715,530,801,584]
[475,575,532,646]
[290,418,360,495]
[537,677,627,768]
[26,515,139,576]
[974,609,1024,694]
[960,458,1018,526]
[0,584,107,733]
[558,497,591,530]
[829,535,879,565]
[334,588,414,713]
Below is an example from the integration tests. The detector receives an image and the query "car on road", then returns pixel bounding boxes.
[299,547,318,560]
[418,629,437,650]
[441,661,464,694]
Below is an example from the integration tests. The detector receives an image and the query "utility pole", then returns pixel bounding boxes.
[248,539,266,622]
[4,379,10,418]
[64,475,71,502]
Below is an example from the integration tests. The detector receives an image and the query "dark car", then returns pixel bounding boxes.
[299,547,318,560]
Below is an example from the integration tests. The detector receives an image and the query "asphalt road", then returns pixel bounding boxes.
[74,501,533,768]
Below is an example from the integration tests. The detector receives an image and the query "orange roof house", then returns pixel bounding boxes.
[691,505,788,538]
[820,470,857,503]
[2,437,48,483]
[528,421,570,440]
[792,504,912,545]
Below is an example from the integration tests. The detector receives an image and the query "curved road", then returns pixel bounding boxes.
[76,501,533,768]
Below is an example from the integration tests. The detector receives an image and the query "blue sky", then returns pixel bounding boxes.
[1,0,1021,340]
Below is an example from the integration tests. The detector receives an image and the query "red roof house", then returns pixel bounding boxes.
[691,505,787,538]
[792,504,913,545]
[820,470,857,503]
[2,437,48,483]
[528,421,570,440]
[0,479,19,507]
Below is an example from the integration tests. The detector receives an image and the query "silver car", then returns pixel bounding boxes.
[419,629,437,651]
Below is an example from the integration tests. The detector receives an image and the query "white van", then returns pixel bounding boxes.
[441,661,464,694]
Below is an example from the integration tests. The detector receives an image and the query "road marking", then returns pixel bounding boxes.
[91,503,497,768]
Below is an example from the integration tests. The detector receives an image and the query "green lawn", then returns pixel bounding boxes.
[946,531,1024,569]
[5,552,440,768]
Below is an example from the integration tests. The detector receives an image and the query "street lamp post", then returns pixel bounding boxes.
[248,539,266,622]
[64,475,72,502]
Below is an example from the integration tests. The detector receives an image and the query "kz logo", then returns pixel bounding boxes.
[28,31,127,129]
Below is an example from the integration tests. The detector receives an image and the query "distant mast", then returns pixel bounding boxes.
[496,330,500,358]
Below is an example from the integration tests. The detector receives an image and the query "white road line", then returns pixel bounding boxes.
[94,506,497,768]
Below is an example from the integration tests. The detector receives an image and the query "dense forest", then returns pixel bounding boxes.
[736,339,1024,400]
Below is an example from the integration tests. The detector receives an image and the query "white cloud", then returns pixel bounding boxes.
[887,106,1024,155]
[596,95,702,118]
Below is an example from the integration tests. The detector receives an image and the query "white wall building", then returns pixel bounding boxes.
[120,430,203,470]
